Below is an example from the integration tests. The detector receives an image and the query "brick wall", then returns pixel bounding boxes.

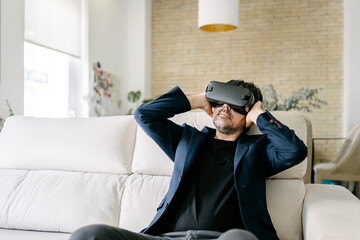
[152,0,343,163]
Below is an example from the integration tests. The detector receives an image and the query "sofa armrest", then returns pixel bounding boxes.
[303,184,360,240]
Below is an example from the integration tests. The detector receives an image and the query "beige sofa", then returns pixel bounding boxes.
[0,111,360,240]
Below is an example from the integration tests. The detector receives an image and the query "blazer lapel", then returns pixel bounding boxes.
[234,131,253,169]
[181,127,212,175]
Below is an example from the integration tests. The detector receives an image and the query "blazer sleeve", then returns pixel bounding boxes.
[134,86,191,161]
[256,110,308,177]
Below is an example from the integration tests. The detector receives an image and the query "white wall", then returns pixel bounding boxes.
[0,0,24,118]
[88,0,127,116]
[88,0,151,116]
[126,0,152,108]
[344,0,360,134]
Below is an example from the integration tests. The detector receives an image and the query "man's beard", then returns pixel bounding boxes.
[214,122,238,135]
[213,109,239,135]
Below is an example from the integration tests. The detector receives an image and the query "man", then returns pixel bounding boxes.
[70,80,307,240]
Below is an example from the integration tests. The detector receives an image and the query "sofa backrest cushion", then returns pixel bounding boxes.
[0,116,137,174]
[132,111,309,179]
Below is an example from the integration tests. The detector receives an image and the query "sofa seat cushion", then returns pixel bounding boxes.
[0,229,70,240]
[117,175,305,239]
[119,174,171,232]
[0,169,126,233]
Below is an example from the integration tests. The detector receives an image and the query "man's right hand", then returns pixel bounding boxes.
[187,93,213,117]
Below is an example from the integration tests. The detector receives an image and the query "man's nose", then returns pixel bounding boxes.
[222,104,231,110]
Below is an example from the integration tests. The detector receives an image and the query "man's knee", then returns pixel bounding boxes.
[70,224,111,240]
[218,229,258,240]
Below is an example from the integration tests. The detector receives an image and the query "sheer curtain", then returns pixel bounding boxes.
[24,0,88,118]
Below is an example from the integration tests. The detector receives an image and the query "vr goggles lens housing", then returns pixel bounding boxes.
[212,102,248,116]
[205,80,255,110]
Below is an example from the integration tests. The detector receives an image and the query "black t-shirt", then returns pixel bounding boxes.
[158,135,245,233]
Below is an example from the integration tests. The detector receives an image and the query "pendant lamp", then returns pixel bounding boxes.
[198,0,239,32]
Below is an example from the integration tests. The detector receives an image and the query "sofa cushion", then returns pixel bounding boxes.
[119,174,171,232]
[266,179,305,240]
[132,111,308,179]
[0,116,137,174]
[132,127,174,176]
[0,229,70,240]
[303,184,360,240]
[0,169,126,233]
[117,174,305,238]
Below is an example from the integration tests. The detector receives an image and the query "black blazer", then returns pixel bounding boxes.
[134,86,307,240]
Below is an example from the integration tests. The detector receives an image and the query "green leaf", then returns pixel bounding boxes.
[261,84,327,112]
[6,99,14,116]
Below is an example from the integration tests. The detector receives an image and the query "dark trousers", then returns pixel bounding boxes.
[69,224,258,240]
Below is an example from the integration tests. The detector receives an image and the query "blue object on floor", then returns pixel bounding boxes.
[322,180,341,185]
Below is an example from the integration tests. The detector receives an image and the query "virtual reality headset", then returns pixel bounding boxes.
[205,80,255,108]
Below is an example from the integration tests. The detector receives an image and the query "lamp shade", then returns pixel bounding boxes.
[198,0,239,32]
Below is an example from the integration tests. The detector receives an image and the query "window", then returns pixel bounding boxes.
[24,0,86,118]
[24,0,89,117]
[24,42,75,117]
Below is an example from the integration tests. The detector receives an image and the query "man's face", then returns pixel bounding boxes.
[212,102,247,135]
